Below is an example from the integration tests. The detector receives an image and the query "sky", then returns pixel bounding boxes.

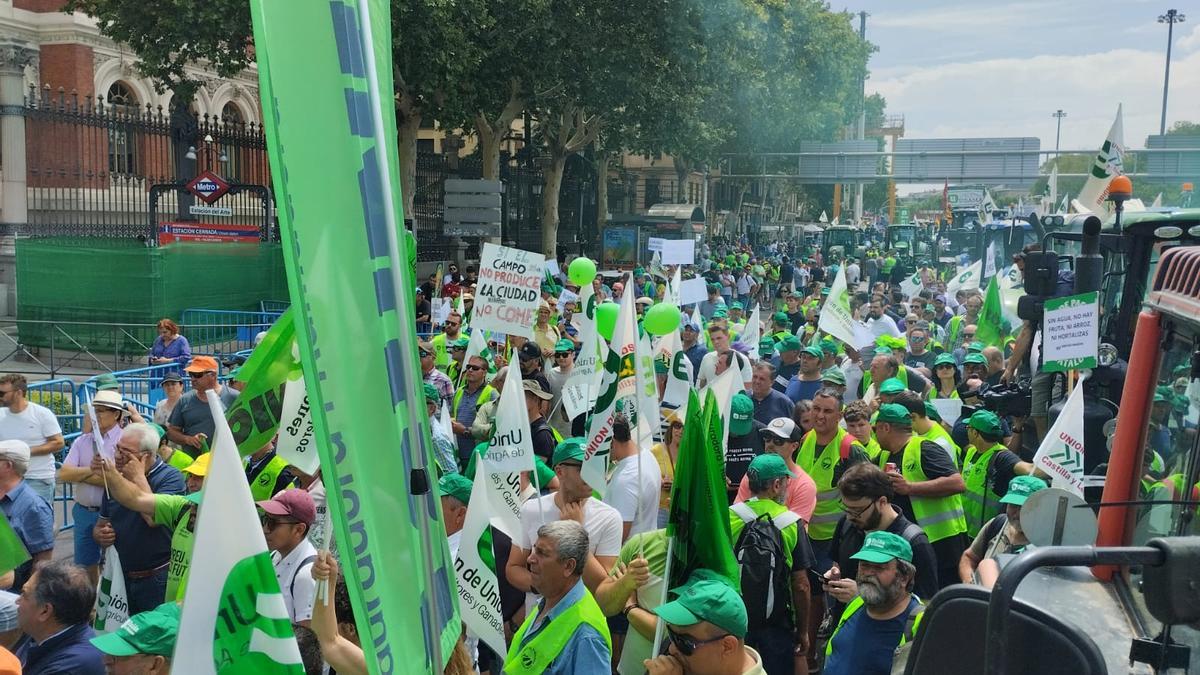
[852,1,1198,155]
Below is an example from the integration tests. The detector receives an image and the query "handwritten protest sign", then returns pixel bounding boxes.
[474,243,544,338]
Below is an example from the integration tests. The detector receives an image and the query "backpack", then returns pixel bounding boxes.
[731,502,801,630]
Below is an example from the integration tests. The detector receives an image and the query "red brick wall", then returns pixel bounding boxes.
[14,0,70,12]
[38,43,95,97]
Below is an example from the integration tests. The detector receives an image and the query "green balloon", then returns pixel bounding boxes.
[596,301,619,341]
[643,303,681,336]
[568,257,597,286]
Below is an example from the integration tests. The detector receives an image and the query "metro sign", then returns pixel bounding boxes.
[185,170,231,205]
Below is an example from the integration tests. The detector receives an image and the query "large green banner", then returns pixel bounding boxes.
[250,1,459,673]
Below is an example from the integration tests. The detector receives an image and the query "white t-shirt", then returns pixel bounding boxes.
[274,537,318,623]
[696,350,753,389]
[0,403,63,481]
[867,314,903,339]
[519,493,622,611]
[605,450,662,538]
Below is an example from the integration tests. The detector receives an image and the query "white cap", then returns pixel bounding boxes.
[0,439,29,463]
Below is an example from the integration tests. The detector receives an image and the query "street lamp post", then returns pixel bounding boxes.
[1052,110,1066,159]
[1158,9,1185,136]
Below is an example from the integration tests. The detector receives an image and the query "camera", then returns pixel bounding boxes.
[978,381,1033,418]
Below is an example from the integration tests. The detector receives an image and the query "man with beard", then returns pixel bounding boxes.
[822,532,925,675]
[825,463,939,623]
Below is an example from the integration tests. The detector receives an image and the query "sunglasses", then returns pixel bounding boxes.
[419,350,432,358]
[188,371,212,379]
[667,628,729,656]
[445,322,460,328]
[464,364,484,372]
[764,436,792,446]
[451,346,466,352]
[936,363,955,369]
[260,514,299,531]
[554,352,572,358]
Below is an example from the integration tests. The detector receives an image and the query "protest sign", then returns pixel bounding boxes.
[556,287,580,313]
[931,398,963,426]
[647,237,665,252]
[678,277,708,305]
[432,297,453,325]
[275,377,318,475]
[661,239,696,265]
[1032,379,1088,495]
[474,243,545,338]
[1041,291,1099,372]
[545,258,561,279]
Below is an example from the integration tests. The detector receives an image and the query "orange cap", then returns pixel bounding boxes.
[184,355,219,373]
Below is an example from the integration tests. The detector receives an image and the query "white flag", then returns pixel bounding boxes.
[701,365,742,456]
[657,330,694,423]
[899,270,923,299]
[742,304,761,360]
[454,469,507,657]
[1048,165,1058,210]
[817,265,860,347]
[947,259,983,295]
[582,282,638,497]
[93,546,129,634]
[274,377,318,475]
[1074,104,1125,215]
[1031,379,1088,496]
[1152,192,1163,208]
[484,357,536,473]
[665,266,682,305]
[819,210,829,223]
[563,283,599,420]
[689,305,702,330]
[634,328,660,449]
[174,396,304,673]
[984,241,998,280]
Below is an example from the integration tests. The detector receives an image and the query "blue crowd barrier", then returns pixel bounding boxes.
[181,308,285,355]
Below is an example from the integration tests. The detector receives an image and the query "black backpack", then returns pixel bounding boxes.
[731,502,801,630]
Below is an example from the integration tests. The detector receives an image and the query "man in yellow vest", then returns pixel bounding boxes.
[795,390,871,563]
[822,531,925,675]
[430,311,463,369]
[874,403,968,591]
[245,442,296,502]
[959,410,1033,538]
[893,392,960,468]
[505,520,612,674]
[729,454,815,674]
[644,575,768,674]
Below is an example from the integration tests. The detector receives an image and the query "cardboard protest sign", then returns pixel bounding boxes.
[474,243,545,338]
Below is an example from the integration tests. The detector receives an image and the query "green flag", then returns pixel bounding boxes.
[975,275,1006,348]
[667,389,739,589]
[0,510,29,577]
[225,309,299,457]
[251,0,459,672]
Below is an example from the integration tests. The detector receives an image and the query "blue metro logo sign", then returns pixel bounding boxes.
[186,170,231,205]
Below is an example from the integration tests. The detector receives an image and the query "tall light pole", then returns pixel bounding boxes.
[1158,9,1185,135]
[1052,110,1066,159]
[853,10,868,226]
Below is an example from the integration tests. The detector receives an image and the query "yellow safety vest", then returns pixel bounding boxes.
[451,384,496,417]
[961,443,1007,538]
[248,454,290,502]
[860,365,910,397]
[505,585,612,674]
[898,435,967,543]
[796,428,863,540]
[826,595,924,656]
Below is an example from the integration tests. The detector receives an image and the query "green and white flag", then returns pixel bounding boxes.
[226,310,300,458]
[1032,377,1087,496]
[656,330,694,423]
[93,545,129,634]
[583,282,638,496]
[454,468,507,658]
[562,282,599,420]
[899,270,923,299]
[947,259,982,295]
[817,265,859,347]
[484,354,535,474]
[634,327,660,448]
[173,395,303,673]
[1074,104,1124,215]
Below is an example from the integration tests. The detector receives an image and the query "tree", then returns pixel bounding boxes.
[1167,120,1200,136]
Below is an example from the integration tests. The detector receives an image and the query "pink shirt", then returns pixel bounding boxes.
[62,424,121,508]
[735,462,817,525]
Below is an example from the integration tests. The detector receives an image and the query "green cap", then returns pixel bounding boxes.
[654,578,749,639]
[438,473,473,505]
[820,367,846,386]
[820,338,839,355]
[746,453,797,481]
[708,283,722,291]
[802,345,824,359]
[729,392,754,436]
[933,353,958,368]
[423,383,440,403]
[874,347,895,358]
[758,338,776,356]
[821,287,830,295]
[552,437,586,467]
[453,337,470,349]
[850,530,914,564]
[923,400,942,422]
[779,335,802,352]
[968,410,1003,436]
[90,602,181,657]
[967,341,986,353]
[712,307,728,318]
[635,267,646,276]
[730,301,744,310]
[999,475,1048,506]
[1153,391,1170,404]
[773,311,790,324]
[963,353,988,366]
[875,403,913,426]
[554,338,575,352]
[95,373,120,391]
[879,378,906,395]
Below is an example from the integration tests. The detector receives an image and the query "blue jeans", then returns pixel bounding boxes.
[25,478,54,504]
[72,504,102,566]
[125,566,169,615]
